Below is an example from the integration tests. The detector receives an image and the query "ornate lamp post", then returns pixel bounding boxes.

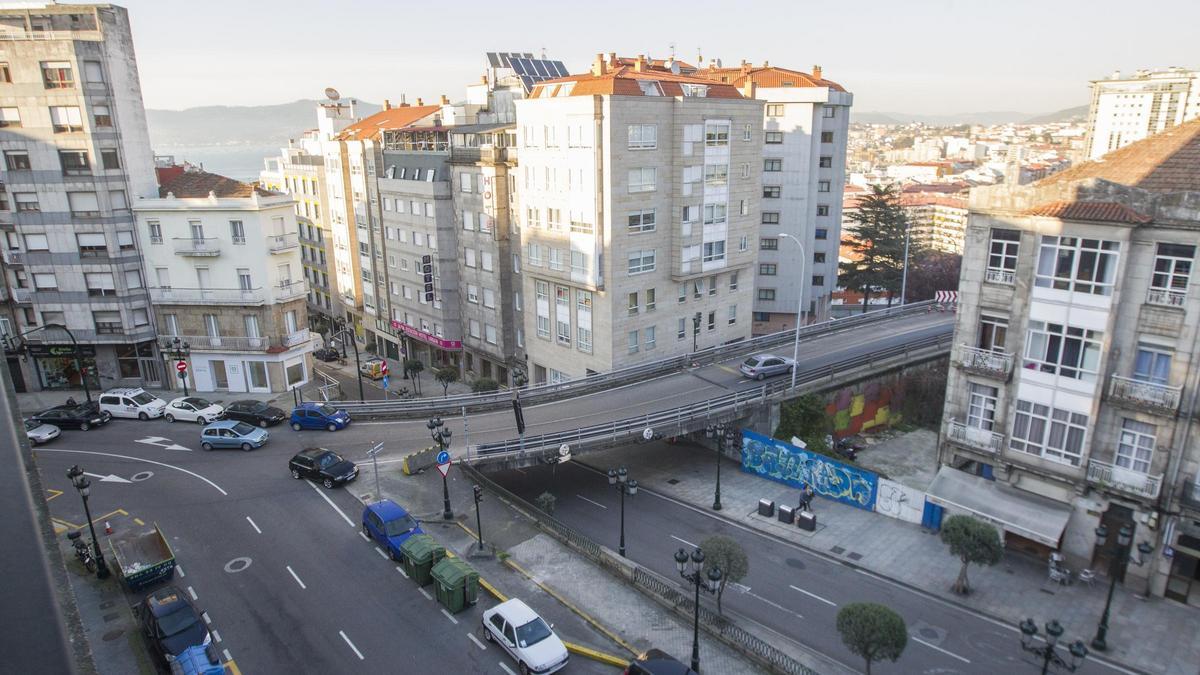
[1091,524,1153,652]
[1020,618,1087,675]
[161,336,192,397]
[704,423,736,511]
[675,546,722,674]
[428,417,453,519]
[606,467,638,557]
[66,465,110,579]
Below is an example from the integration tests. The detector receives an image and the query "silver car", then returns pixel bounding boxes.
[739,354,796,380]
[24,418,61,445]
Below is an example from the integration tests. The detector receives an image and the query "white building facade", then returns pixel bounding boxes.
[1083,67,1200,161]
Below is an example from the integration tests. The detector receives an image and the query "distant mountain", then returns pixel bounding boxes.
[1022,105,1089,125]
[852,106,1087,127]
[146,99,381,148]
[852,111,905,125]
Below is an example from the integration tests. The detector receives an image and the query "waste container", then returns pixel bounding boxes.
[400,534,446,586]
[797,510,817,532]
[431,557,480,614]
[778,504,795,524]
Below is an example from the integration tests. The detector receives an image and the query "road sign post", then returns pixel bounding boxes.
[366,442,384,503]
[175,360,189,396]
[436,449,453,520]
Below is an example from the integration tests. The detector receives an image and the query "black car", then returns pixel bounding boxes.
[222,399,287,427]
[31,402,111,431]
[137,586,212,663]
[313,347,341,362]
[624,649,696,675]
[289,448,358,489]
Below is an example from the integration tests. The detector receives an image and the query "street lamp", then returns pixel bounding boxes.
[472,484,484,550]
[428,417,453,520]
[332,318,365,401]
[705,423,736,511]
[161,336,192,397]
[1020,618,1088,675]
[778,233,806,391]
[66,465,110,579]
[899,222,911,306]
[691,312,702,353]
[675,546,722,673]
[606,467,638,557]
[1091,524,1154,652]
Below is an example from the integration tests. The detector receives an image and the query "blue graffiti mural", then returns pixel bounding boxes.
[740,429,878,511]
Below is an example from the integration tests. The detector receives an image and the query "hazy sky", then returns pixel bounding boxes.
[114,0,1198,114]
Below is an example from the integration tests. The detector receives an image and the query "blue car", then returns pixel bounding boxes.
[362,499,424,561]
[200,419,269,451]
[289,402,351,432]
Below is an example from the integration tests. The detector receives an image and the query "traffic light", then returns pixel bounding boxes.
[473,484,483,503]
[422,254,434,302]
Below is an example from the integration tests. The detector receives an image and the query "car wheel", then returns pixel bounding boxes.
[138,412,149,421]
[291,422,302,431]
[327,423,338,432]
[756,372,766,381]
[323,478,334,489]
[202,442,213,451]
[484,627,495,643]
[519,662,530,675]
[291,468,301,479]
[196,417,207,425]
[28,437,38,446]
[241,443,253,452]
[165,414,175,423]
[259,419,269,428]
[80,422,90,432]
[361,522,370,537]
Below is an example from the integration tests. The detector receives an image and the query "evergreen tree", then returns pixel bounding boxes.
[839,184,914,312]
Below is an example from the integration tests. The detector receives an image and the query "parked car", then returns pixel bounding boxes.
[136,585,212,664]
[222,399,287,427]
[289,402,351,432]
[313,347,341,362]
[738,354,796,380]
[200,420,269,451]
[98,387,167,420]
[24,418,61,445]
[361,499,424,561]
[165,397,225,424]
[359,356,387,380]
[624,649,695,675]
[288,448,358,489]
[31,403,111,432]
[482,598,569,675]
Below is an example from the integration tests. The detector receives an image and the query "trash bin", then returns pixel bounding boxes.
[431,557,480,614]
[797,510,817,532]
[400,534,446,586]
[778,504,795,524]
[757,499,775,517]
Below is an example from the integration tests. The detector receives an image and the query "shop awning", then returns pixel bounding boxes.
[926,466,1071,547]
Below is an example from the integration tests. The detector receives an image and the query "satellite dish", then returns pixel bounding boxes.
[324,87,341,102]
[642,428,654,441]
[669,61,681,75]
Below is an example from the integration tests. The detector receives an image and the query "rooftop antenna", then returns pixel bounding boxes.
[669,42,676,58]
[697,47,703,66]
[540,45,547,59]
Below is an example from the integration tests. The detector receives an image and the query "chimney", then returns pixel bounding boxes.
[440,94,449,105]
[384,99,391,110]
[399,94,409,107]
[481,74,488,84]
[741,81,757,99]
[635,54,646,72]
[416,97,424,106]
[607,52,618,67]
[741,59,751,74]
[813,65,822,80]
[762,60,769,68]
[592,53,607,76]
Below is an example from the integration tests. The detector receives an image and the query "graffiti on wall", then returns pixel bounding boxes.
[827,379,906,438]
[741,430,878,511]
[873,477,926,524]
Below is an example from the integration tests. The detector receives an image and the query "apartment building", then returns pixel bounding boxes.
[936,119,1200,604]
[0,3,159,392]
[134,168,312,393]
[899,192,969,254]
[695,63,853,333]
[514,54,763,384]
[1083,67,1200,161]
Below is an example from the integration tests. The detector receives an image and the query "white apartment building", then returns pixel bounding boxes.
[514,54,763,384]
[936,119,1200,604]
[1083,67,1200,161]
[134,169,312,393]
[0,3,160,393]
[695,63,852,333]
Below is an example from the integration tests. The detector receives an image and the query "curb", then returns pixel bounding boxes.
[564,642,631,668]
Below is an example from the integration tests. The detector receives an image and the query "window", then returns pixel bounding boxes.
[628,168,656,193]
[576,290,593,353]
[818,180,831,192]
[460,172,472,193]
[812,275,825,286]
[95,148,121,171]
[765,104,785,117]
[760,263,778,276]
[59,150,89,175]
[467,284,480,304]
[110,189,128,212]
[24,234,49,251]
[626,329,640,353]
[763,185,781,199]
[815,228,828,240]
[15,193,39,212]
[49,106,83,132]
[978,315,1008,351]
[627,209,656,233]
[819,156,833,168]
[85,272,115,296]
[42,61,73,89]
[628,124,657,149]
[1023,320,1103,382]
[707,311,716,331]
[704,163,728,185]
[0,63,9,83]
[555,285,570,345]
[820,131,834,143]
[813,252,826,264]
[764,131,784,144]
[93,104,112,127]
[83,61,104,84]
[1116,419,1156,474]
[125,269,143,290]
[548,248,564,271]
[1149,243,1193,305]
[483,288,496,309]
[1009,399,1087,466]
[763,159,782,172]
[5,151,30,171]
[761,238,778,251]
[704,122,730,146]
[481,251,493,272]
[730,271,739,290]
[816,204,830,216]
[728,305,737,325]
[677,317,687,340]
[0,107,19,128]
[628,249,656,274]
[761,212,780,225]
[147,220,162,244]
[485,324,497,345]
[1035,235,1119,295]
[645,325,656,349]
[77,232,106,257]
[823,106,835,118]
[94,311,122,334]
[966,383,998,430]
[1133,344,1172,385]
[468,319,481,339]
[758,288,776,301]
[987,229,1020,283]
[703,241,726,262]
[117,231,135,251]
[237,268,252,290]
[33,272,58,290]
[68,191,100,216]
[703,203,727,225]
[465,248,477,268]
[743,123,752,141]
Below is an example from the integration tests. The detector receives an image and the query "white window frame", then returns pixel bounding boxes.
[627,124,657,150]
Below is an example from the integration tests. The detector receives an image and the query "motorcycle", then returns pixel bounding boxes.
[68,530,96,572]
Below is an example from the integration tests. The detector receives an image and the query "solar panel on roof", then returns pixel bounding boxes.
[486,52,502,68]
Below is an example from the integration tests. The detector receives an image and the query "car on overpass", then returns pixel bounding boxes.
[361,499,424,561]
[482,598,569,675]
[289,448,358,489]
[739,354,796,380]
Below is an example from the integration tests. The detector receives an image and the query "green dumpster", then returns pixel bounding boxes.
[430,557,479,614]
[400,534,445,586]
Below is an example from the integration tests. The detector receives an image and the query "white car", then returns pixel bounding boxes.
[482,599,569,675]
[24,418,61,445]
[99,387,168,420]
[165,397,225,424]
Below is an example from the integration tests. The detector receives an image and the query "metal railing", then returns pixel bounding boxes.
[1146,288,1186,308]
[10,288,31,303]
[1,249,23,265]
[275,279,308,301]
[172,237,220,256]
[282,328,311,347]
[267,233,299,252]
[1108,375,1182,413]
[985,268,1015,285]
[958,345,1013,379]
[333,300,944,418]
[1086,459,1162,500]
[149,286,265,305]
[946,419,1004,454]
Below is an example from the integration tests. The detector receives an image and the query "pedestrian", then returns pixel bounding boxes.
[799,483,815,513]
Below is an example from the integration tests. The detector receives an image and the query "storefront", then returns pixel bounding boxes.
[390,320,461,370]
[1165,522,1200,606]
[30,344,99,391]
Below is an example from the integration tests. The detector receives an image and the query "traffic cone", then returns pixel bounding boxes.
[104,521,112,535]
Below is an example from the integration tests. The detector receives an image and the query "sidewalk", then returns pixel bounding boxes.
[580,441,1199,675]
[313,358,476,401]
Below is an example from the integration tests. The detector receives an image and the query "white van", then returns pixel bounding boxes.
[99,388,168,420]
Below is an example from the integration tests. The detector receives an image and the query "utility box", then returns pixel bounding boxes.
[758,499,775,517]
[778,504,795,524]
[431,557,479,614]
[400,534,445,586]
[797,510,817,532]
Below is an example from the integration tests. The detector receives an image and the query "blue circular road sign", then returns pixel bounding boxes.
[437,450,450,465]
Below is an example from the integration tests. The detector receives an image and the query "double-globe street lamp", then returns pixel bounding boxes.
[1091,524,1153,652]
[705,422,737,511]
[66,465,110,579]
[606,467,638,557]
[1019,618,1087,675]
[161,336,192,397]
[428,416,453,519]
[675,547,722,674]
[777,233,806,391]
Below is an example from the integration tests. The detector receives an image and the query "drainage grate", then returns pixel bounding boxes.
[830,545,845,554]
[847,552,862,561]
[667,478,680,485]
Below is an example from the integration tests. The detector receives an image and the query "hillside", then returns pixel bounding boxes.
[853,105,1087,126]
[1022,105,1089,124]
[146,99,381,147]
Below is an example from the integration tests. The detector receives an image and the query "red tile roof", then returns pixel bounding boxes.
[1039,117,1200,193]
[529,63,744,99]
[159,170,277,199]
[694,65,846,92]
[336,105,442,141]
[1023,200,1152,225]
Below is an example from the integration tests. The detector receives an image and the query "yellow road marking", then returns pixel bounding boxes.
[564,642,630,668]
[478,577,507,602]
[225,659,242,675]
[715,364,740,375]
[133,518,145,526]
[50,509,131,532]
[45,489,63,501]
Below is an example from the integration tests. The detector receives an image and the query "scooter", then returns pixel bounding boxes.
[68,530,96,572]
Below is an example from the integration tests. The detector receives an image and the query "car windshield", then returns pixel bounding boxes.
[185,397,212,408]
[155,605,199,637]
[317,452,344,469]
[24,419,37,431]
[69,405,93,416]
[743,357,761,367]
[250,401,269,412]
[232,422,256,435]
[131,392,157,405]
[515,617,552,648]
[384,515,419,537]
[316,405,339,417]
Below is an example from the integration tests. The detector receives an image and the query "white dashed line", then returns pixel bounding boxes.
[441,608,459,625]
[246,516,262,534]
[211,629,222,643]
[305,480,356,527]
[788,585,836,607]
[359,531,370,542]
[396,565,409,579]
[222,649,232,662]
[499,663,517,675]
[187,586,197,601]
[375,547,389,560]
[575,494,607,509]
[747,591,803,619]
[339,630,364,660]
[467,633,486,650]
[911,636,971,663]
[176,565,186,578]
[670,534,697,549]
[287,565,307,590]
[202,613,211,625]
[418,587,432,601]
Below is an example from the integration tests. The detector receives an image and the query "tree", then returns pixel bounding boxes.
[939,515,1004,595]
[471,377,500,393]
[836,602,908,675]
[903,250,962,303]
[535,492,556,515]
[404,359,424,395]
[434,367,459,397]
[699,535,749,614]
[773,394,829,453]
[839,184,914,312]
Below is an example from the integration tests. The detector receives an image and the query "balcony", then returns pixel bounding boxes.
[275,279,307,302]
[10,288,31,303]
[958,345,1013,380]
[1108,375,1182,414]
[1146,287,1186,308]
[173,238,221,257]
[282,328,311,348]
[181,334,270,352]
[149,287,265,305]
[985,268,1015,285]
[267,233,299,253]
[1086,459,1162,500]
[946,419,1004,454]
[1,249,23,265]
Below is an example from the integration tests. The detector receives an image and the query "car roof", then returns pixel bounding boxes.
[103,387,147,396]
[367,499,410,520]
[145,586,192,617]
[295,447,331,459]
[493,598,539,624]
[295,402,329,410]
[750,354,779,360]
[204,420,241,429]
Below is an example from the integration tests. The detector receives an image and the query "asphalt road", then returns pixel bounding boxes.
[487,460,1139,675]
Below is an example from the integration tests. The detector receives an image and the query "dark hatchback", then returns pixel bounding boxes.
[289,448,358,489]
[137,586,212,663]
[31,402,111,431]
[222,399,287,427]
[625,649,696,675]
[313,347,341,362]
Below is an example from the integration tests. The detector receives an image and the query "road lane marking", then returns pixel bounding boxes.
[339,630,364,660]
[223,649,232,662]
[176,565,185,578]
[441,608,459,625]
[418,587,432,601]
[46,488,63,501]
[359,531,370,541]
[203,613,211,625]
[211,629,221,643]
[499,663,517,675]
[575,494,607,509]
[747,591,803,619]
[305,480,355,527]
[395,565,408,578]
[375,547,389,560]
[187,586,197,601]
[245,516,261,534]
[287,566,307,590]
[911,636,971,663]
[467,632,486,650]
[34,449,227,495]
[789,585,836,607]
[670,535,697,549]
